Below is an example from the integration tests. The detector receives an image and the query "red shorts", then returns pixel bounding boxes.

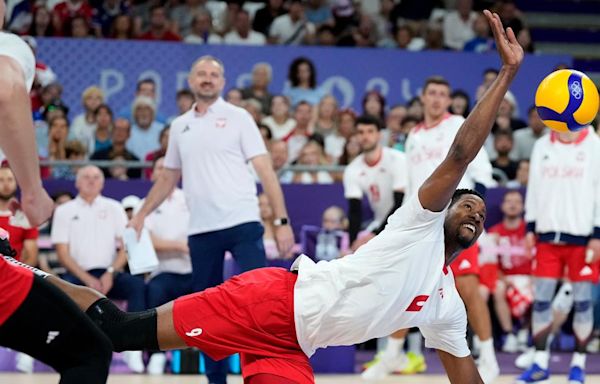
[451,243,480,277]
[0,258,33,327]
[173,267,314,384]
[534,243,599,282]
[479,264,498,293]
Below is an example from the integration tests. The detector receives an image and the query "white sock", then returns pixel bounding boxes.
[383,337,405,359]
[571,352,586,369]
[479,338,496,362]
[408,332,422,355]
[533,350,550,370]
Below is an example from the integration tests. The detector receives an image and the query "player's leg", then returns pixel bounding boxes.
[361,328,409,380]
[493,279,517,352]
[0,275,112,384]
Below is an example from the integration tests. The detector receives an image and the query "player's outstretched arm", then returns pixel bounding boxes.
[437,350,483,384]
[419,10,524,212]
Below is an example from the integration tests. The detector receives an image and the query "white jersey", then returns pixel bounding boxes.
[0,32,35,91]
[525,129,600,236]
[292,194,469,358]
[343,147,407,227]
[405,114,494,196]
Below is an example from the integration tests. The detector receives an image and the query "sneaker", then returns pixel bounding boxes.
[503,334,519,353]
[361,352,408,381]
[362,352,383,370]
[516,363,550,383]
[147,353,166,375]
[586,337,599,353]
[477,355,500,383]
[399,352,426,374]
[15,353,34,373]
[515,347,535,370]
[122,351,145,373]
[568,366,585,384]
[517,329,529,352]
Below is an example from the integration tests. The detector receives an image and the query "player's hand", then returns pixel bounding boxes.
[16,188,54,227]
[586,239,600,263]
[127,213,145,239]
[99,271,114,295]
[275,225,295,259]
[524,232,536,258]
[82,274,103,292]
[484,9,524,70]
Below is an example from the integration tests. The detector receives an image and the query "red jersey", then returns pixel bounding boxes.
[488,220,531,275]
[0,256,33,326]
[0,213,39,261]
[139,30,182,42]
[52,1,94,24]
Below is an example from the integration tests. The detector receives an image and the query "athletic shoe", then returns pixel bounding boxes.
[502,333,519,353]
[360,352,408,381]
[516,363,550,383]
[399,352,426,374]
[147,353,167,375]
[15,353,34,373]
[568,366,585,384]
[477,355,500,383]
[122,350,145,373]
[586,337,599,353]
[515,347,535,370]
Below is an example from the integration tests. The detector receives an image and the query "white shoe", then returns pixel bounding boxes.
[122,351,145,373]
[361,353,408,381]
[477,356,500,384]
[15,353,34,373]
[587,337,600,353]
[147,353,166,375]
[515,347,535,370]
[517,329,529,352]
[502,334,519,353]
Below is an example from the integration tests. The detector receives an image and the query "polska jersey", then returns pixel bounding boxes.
[405,114,494,196]
[0,32,35,91]
[343,147,407,226]
[292,194,469,358]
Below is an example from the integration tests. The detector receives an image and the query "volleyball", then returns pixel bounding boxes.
[535,69,599,133]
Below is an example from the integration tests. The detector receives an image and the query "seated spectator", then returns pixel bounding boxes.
[139,5,181,41]
[406,96,424,121]
[269,0,315,45]
[170,0,206,37]
[496,91,526,131]
[172,89,195,121]
[47,116,70,165]
[69,86,104,153]
[68,15,94,38]
[242,98,264,123]
[442,0,477,50]
[91,104,113,155]
[337,132,360,165]
[93,0,129,37]
[362,90,386,122]
[511,106,549,161]
[258,124,273,149]
[305,0,332,27]
[52,0,94,36]
[269,140,294,184]
[258,192,282,260]
[145,125,170,179]
[225,87,244,107]
[498,0,524,37]
[424,22,446,50]
[108,155,129,180]
[517,28,535,53]
[241,63,274,115]
[325,108,356,163]
[224,9,267,45]
[316,24,336,46]
[109,14,137,39]
[128,96,165,160]
[52,140,87,180]
[262,95,296,139]
[314,206,349,260]
[337,13,377,47]
[292,139,333,184]
[90,118,142,179]
[449,89,471,118]
[464,12,496,53]
[382,104,406,148]
[252,0,286,36]
[282,101,314,162]
[393,25,424,50]
[28,7,56,37]
[283,57,326,107]
[505,159,529,189]
[313,95,339,138]
[372,0,394,46]
[183,10,222,44]
[392,115,419,152]
[36,96,69,157]
[491,130,519,183]
[118,78,166,123]
[476,68,499,101]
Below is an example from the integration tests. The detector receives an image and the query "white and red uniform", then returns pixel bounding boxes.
[173,195,470,383]
[525,129,600,282]
[405,113,494,276]
[343,147,407,229]
[0,211,38,261]
[0,32,36,327]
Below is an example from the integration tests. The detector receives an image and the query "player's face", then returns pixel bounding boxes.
[501,192,523,219]
[0,169,17,201]
[188,60,225,102]
[421,83,451,120]
[445,195,486,249]
[357,123,380,152]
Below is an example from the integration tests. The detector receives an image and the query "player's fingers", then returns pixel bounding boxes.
[506,27,518,45]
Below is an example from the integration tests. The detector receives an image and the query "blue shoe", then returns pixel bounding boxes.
[516,363,550,383]
[568,366,585,384]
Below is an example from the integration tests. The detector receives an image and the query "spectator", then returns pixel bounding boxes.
[69,86,104,153]
[313,95,339,138]
[52,0,94,36]
[224,9,267,45]
[36,98,68,158]
[498,0,524,37]
[258,123,273,149]
[450,89,471,118]
[393,115,419,152]
[464,12,495,53]
[109,14,137,39]
[51,165,146,372]
[91,104,113,155]
[424,22,446,50]
[90,118,142,179]
[24,35,58,110]
[316,24,336,46]
[443,0,477,50]
[28,7,55,37]
[211,0,242,36]
[313,206,349,261]
[305,0,332,27]
[47,116,69,164]
[69,15,93,38]
[93,0,129,37]
[331,0,357,37]
[269,140,294,184]
[476,68,499,101]
[511,106,549,161]
[383,104,407,148]
[337,132,360,166]
[362,90,386,122]
[145,125,170,179]
[337,13,377,47]
[282,101,314,162]
[390,0,435,23]
[491,130,519,182]
[393,25,423,50]
[496,91,526,132]
[292,139,333,184]
[128,96,165,160]
[326,108,356,163]
[517,28,535,53]
[170,0,207,37]
[183,10,222,44]
[225,87,243,107]
[108,155,129,180]
[252,0,286,36]
[262,95,296,139]
[506,159,529,188]
[175,89,195,116]
[269,0,316,45]
[242,98,263,123]
[139,5,181,42]
[52,140,87,180]
[372,0,395,46]
[258,192,280,259]
[118,78,166,123]
[241,63,274,115]
[284,57,326,107]
[406,97,423,121]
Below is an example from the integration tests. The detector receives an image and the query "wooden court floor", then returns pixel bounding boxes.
[3,374,600,383]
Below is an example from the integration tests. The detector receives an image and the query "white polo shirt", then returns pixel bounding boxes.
[0,32,35,91]
[143,188,192,276]
[51,195,127,271]
[165,98,268,235]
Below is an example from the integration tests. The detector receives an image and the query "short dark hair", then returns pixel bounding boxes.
[494,129,513,141]
[355,115,382,131]
[258,123,272,140]
[94,104,113,118]
[401,116,420,127]
[450,189,485,208]
[176,89,193,99]
[136,78,156,92]
[423,76,450,93]
[483,68,499,77]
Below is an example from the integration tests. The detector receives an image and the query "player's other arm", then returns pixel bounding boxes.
[419,10,523,212]
[437,350,483,384]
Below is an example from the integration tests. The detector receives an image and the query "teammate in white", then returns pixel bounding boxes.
[3,10,523,384]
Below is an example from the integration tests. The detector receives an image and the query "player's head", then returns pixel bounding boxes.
[0,167,17,201]
[421,76,452,121]
[188,55,226,102]
[445,189,486,252]
[501,189,523,220]
[355,115,382,153]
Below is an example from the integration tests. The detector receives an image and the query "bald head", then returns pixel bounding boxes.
[76,165,105,200]
[190,55,225,76]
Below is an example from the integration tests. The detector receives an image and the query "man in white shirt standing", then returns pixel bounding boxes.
[129,55,294,384]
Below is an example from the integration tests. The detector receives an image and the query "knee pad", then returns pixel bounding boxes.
[552,282,573,314]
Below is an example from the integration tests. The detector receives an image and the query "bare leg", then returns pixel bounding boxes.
[391,328,409,340]
[46,275,105,311]
[456,274,492,341]
[493,280,513,334]
[156,301,188,350]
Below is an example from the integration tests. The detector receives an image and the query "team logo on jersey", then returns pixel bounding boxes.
[579,266,592,277]
[46,331,60,344]
[182,125,191,133]
[405,295,430,312]
[185,328,203,337]
[71,215,79,221]
[458,259,472,270]
[438,288,444,299]
[216,118,227,128]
